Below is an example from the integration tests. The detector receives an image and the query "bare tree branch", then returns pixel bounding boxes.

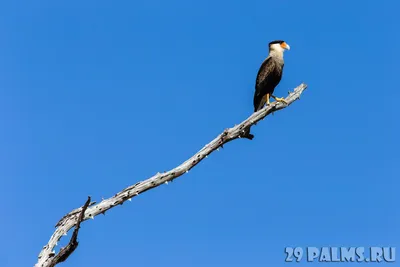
[35,83,307,267]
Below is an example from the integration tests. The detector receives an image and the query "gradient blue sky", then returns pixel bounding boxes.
[1,0,398,266]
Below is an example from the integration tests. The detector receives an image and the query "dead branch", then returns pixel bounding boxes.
[35,83,307,267]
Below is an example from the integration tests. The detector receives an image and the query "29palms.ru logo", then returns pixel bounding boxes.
[284,247,396,262]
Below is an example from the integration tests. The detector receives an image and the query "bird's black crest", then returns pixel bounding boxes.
[269,40,285,45]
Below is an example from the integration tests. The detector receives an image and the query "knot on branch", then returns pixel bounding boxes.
[239,126,254,140]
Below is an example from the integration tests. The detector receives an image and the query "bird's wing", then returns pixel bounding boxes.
[255,56,275,91]
[253,57,276,111]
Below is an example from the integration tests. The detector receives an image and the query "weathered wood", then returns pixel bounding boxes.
[35,83,307,267]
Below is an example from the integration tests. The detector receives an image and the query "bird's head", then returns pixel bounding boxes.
[268,40,290,56]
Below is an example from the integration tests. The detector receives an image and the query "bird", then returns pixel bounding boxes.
[242,40,290,140]
[253,40,290,111]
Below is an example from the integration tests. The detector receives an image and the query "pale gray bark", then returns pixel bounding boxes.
[35,83,307,267]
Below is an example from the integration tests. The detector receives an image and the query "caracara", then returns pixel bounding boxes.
[253,40,290,111]
[243,40,290,140]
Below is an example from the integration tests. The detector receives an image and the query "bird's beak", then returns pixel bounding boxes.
[281,42,290,50]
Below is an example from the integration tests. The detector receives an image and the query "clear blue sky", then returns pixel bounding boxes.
[1,0,398,266]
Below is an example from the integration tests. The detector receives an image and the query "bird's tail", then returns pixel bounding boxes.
[253,94,266,112]
[254,98,266,112]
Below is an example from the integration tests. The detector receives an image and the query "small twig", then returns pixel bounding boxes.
[39,197,91,267]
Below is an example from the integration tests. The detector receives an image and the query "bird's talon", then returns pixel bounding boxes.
[274,97,287,105]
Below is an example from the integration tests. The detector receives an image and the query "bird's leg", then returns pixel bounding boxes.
[265,93,270,106]
[272,95,287,105]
